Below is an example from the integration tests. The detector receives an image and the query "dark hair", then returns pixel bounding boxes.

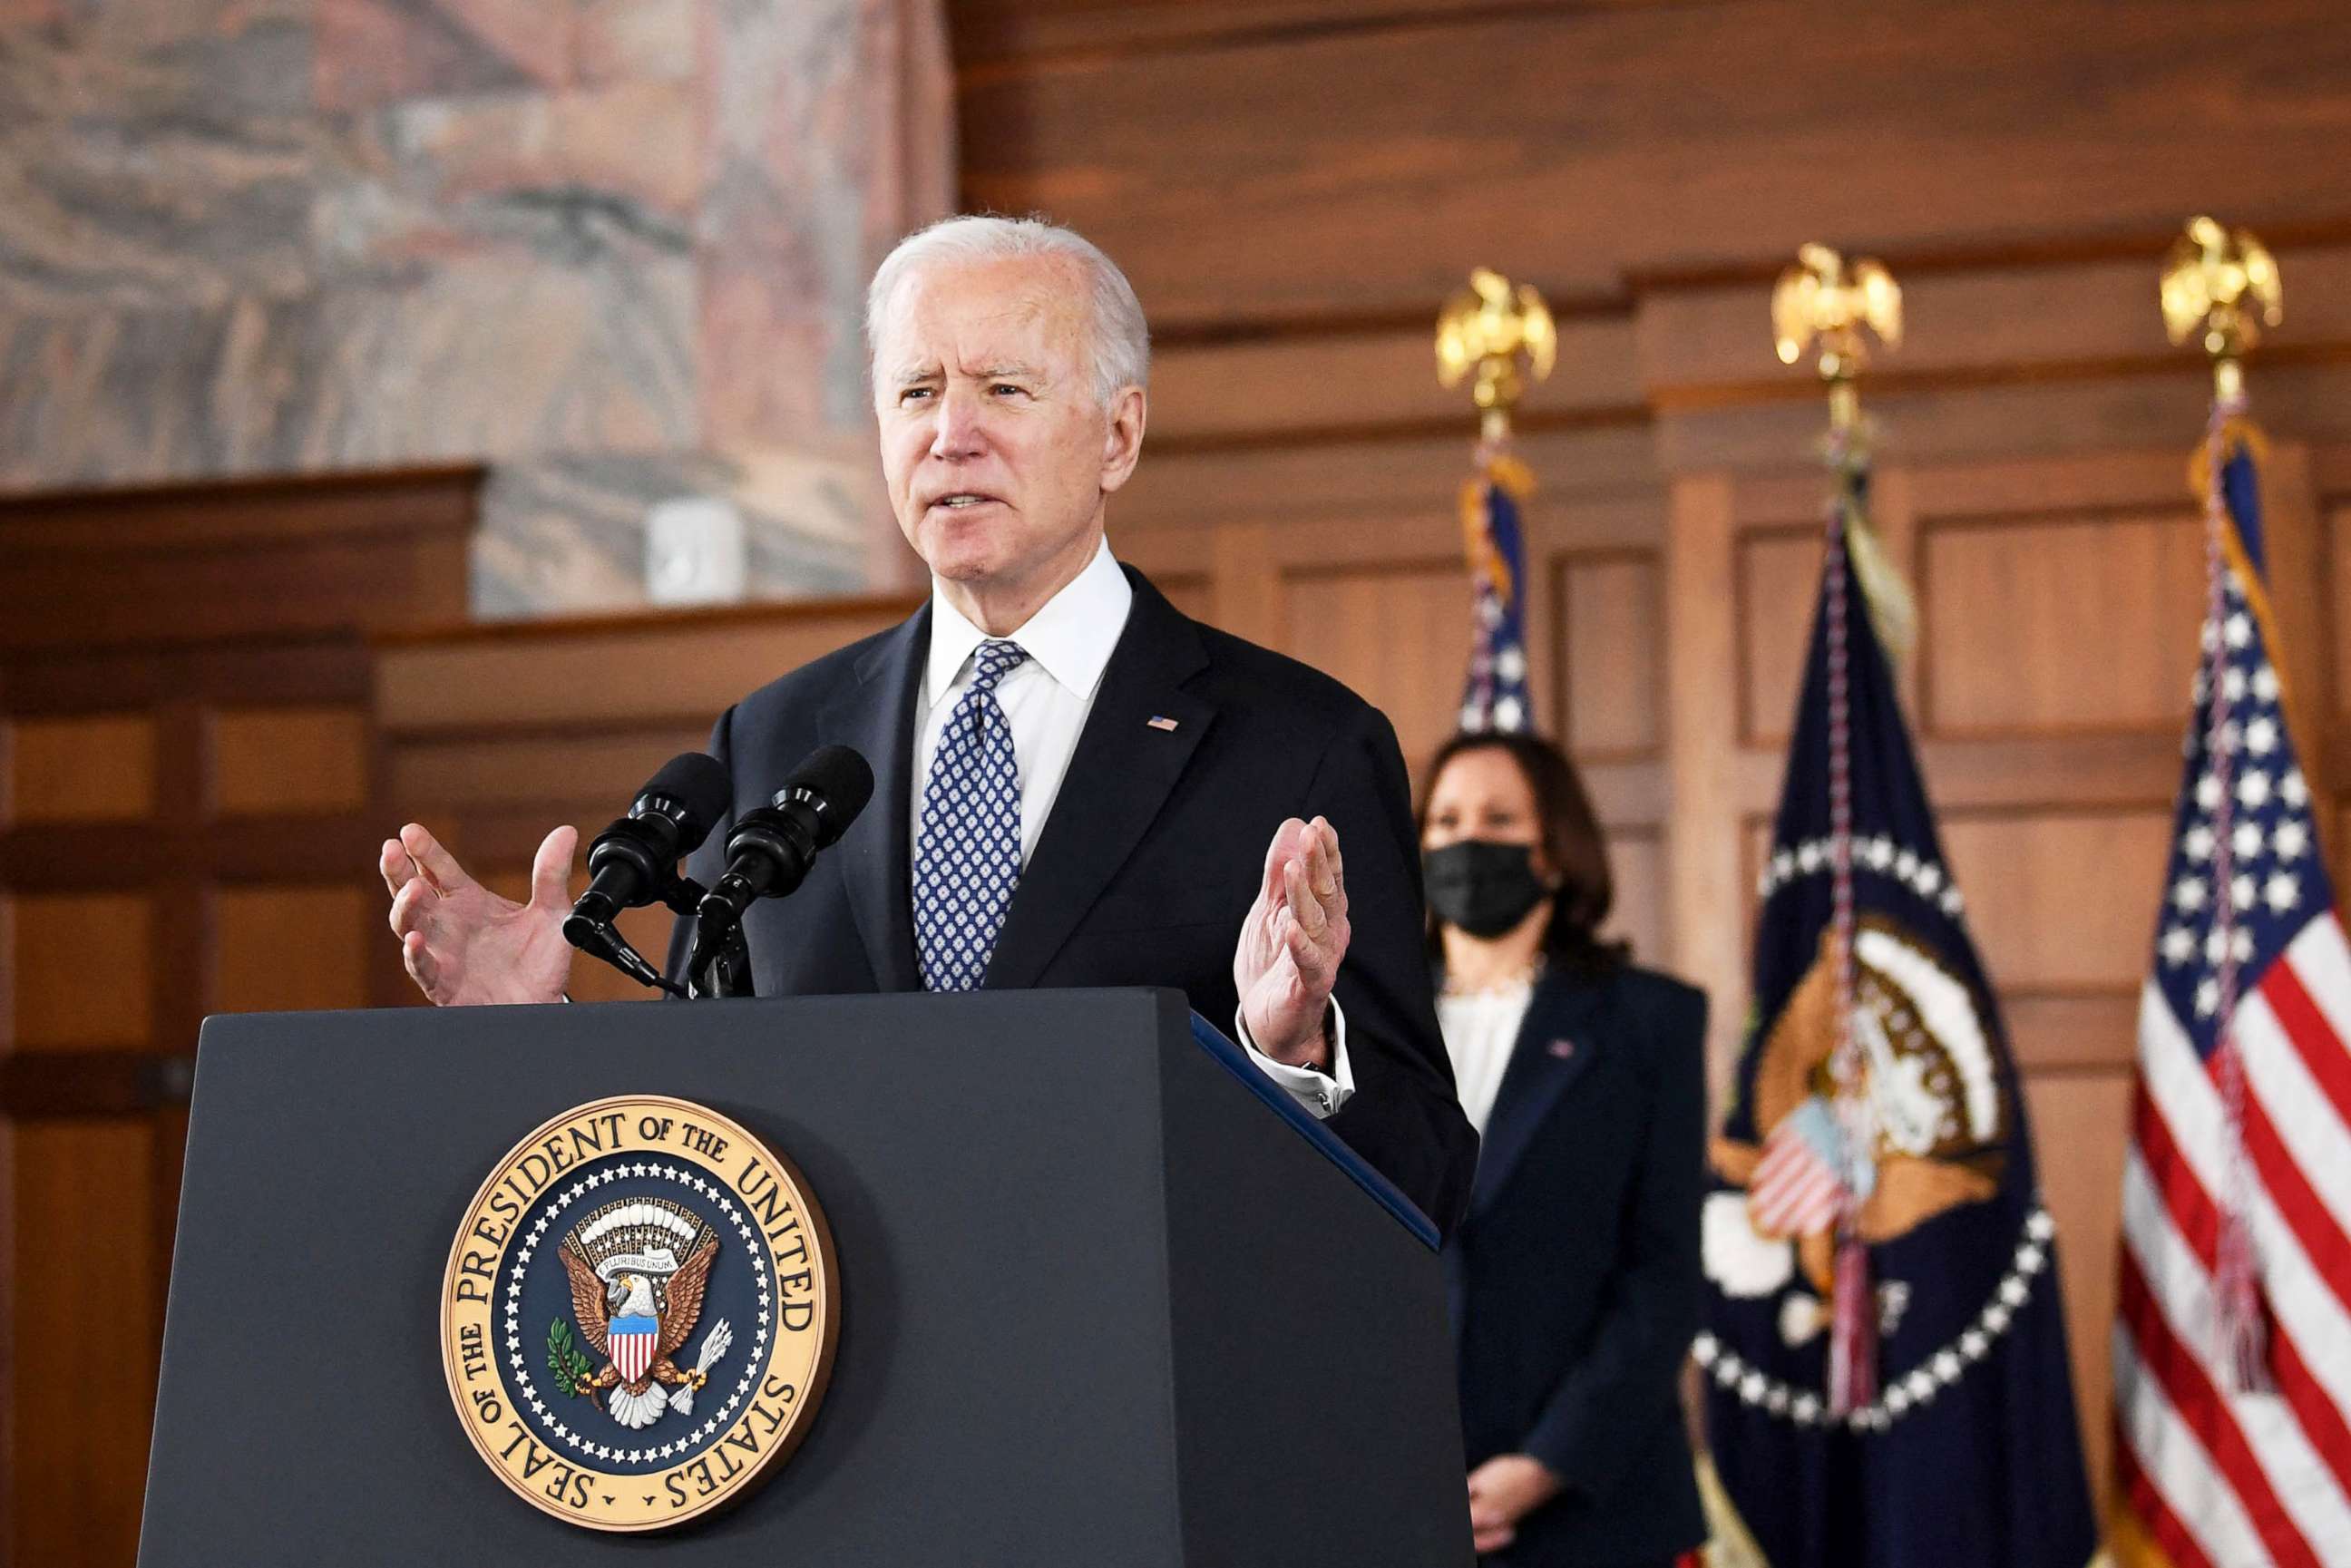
[1415,730,1628,977]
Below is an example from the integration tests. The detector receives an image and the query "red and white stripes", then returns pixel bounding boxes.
[2118,917,2351,1567]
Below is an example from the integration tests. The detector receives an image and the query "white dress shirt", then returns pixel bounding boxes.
[914,537,1353,1118]
[1437,978,1536,1135]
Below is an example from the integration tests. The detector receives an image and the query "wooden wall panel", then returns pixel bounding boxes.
[1938,812,2173,991]
[1283,560,1475,770]
[1605,830,1666,969]
[1922,511,2204,735]
[210,708,370,816]
[1734,530,1819,748]
[2334,501,2351,719]
[13,1121,158,1568]
[373,602,915,735]
[2024,1070,2132,1514]
[1555,553,1661,759]
[5,715,156,823]
[385,731,715,816]
[958,0,2351,328]
[0,469,475,1564]
[10,894,151,1047]
[211,887,373,1015]
[0,470,473,653]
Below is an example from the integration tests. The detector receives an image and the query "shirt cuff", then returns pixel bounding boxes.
[1234,1000,1356,1120]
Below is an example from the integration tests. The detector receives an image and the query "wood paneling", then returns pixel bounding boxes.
[1556,552,1662,759]
[1734,528,1819,748]
[385,731,715,816]
[1283,560,1475,768]
[2334,501,2351,718]
[2024,1069,2133,1513]
[0,469,473,1564]
[1922,511,2204,735]
[0,467,474,649]
[373,599,916,734]
[5,715,156,823]
[1604,829,1665,968]
[210,708,369,816]
[1939,812,2174,990]
[9,894,151,1047]
[2005,992,2140,1074]
[1663,474,1747,1085]
[14,1120,158,1568]
[211,887,372,1015]
[956,0,2351,327]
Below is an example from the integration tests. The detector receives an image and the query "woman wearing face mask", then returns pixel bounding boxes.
[1420,730,1708,1566]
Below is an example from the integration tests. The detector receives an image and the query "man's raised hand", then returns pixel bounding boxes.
[1234,815,1350,1068]
[381,823,578,1006]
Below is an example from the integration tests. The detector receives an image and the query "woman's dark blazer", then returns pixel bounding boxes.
[1444,960,1709,1567]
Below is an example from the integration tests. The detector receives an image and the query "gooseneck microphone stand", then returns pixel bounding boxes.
[682,881,756,999]
[562,874,755,999]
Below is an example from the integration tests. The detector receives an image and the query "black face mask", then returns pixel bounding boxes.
[1422,840,1551,939]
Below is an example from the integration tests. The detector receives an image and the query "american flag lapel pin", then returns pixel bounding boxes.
[1146,715,1180,732]
[1547,1037,1577,1060]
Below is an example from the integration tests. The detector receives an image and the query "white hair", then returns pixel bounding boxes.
[865,214,1150,408]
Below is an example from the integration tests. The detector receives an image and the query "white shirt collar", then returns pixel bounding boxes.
[923,536,1132,709]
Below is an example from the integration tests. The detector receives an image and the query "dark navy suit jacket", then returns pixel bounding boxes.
[1446,961,1709,1565]
[667,566,1478,1240]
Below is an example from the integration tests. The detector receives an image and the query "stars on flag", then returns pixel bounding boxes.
[2150,570,2330,1043]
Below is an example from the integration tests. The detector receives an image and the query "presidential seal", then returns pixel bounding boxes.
[439,1096,838,1531]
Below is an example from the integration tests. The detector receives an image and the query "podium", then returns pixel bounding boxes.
[141,989,1471,1565]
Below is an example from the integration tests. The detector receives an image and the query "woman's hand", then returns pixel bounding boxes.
[1466,1452,1563,1554]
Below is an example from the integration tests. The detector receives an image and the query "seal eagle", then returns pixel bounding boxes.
[558,1199,731,1429]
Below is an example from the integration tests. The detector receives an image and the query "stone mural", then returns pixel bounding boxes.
[0,0,952,614]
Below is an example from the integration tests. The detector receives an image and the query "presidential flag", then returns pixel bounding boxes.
[2111,414,2351,1568]
[1456,453,1533,734]
[1696,447,2097,1566]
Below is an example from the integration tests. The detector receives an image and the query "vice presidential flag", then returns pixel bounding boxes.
[1697,453,2096,1566]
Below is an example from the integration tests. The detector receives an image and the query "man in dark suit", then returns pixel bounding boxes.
[381,215,1477,1236]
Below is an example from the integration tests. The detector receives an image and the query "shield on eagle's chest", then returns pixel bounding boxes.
[610,1315,658,1384]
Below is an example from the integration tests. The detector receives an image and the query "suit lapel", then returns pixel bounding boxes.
[982,571,1215,990]
[1469,971,1613,1216]
[820,605,929,993]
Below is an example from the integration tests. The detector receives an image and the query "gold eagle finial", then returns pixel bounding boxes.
[1436,268,1556,442]
[1772,243,1901,431]
[2161,215,2282,402]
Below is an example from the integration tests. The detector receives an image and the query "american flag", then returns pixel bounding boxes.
[2114,422,2351,1568]
[1750,1098,1855,1240]
[1456,453,1533,734]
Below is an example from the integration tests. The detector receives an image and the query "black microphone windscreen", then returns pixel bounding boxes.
[634,752,734,851]
[776,745,874,847]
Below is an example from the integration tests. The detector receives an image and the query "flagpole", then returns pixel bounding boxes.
[1771,242,1903,1417]
[2162,215,2284,1394]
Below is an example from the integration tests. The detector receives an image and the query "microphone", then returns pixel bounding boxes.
[693,745,874,942]
[564,752,734,944]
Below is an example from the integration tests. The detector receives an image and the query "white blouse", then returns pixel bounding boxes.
[1437,978,1536,1136]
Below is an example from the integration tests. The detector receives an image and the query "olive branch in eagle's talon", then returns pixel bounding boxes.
[547,1318,599,1398]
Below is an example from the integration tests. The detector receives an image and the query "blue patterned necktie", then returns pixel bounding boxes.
[914,638,1029,991]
